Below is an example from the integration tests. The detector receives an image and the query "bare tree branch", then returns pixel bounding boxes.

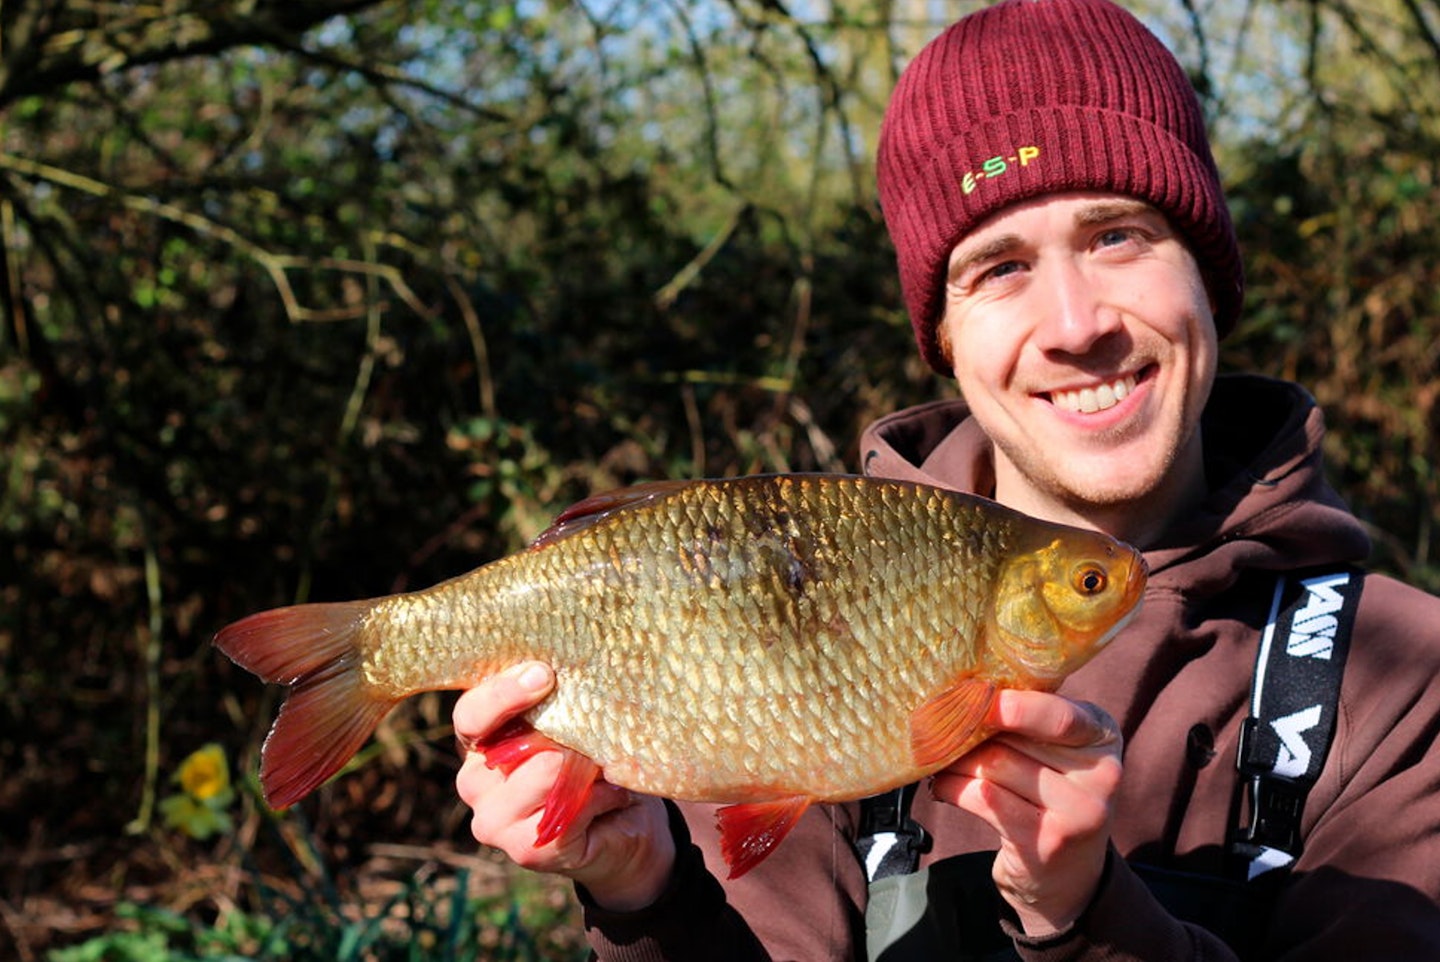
[262,28,516,125]
[1398,0,1440,72]
[0,150,434,325]
[0,0,390,106]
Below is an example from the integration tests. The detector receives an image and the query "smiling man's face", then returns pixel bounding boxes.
[940,191,1218,544]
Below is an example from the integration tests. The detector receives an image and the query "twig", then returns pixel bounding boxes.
[365,843,513,875]
[681,382,705,476]
[124,535,164,835]
[338,244,384,443]
[444,273,496,420]
[0,895,36,962]
[654,202,749,310]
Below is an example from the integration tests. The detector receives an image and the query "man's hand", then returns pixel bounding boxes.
[931,689,1123,937]
[454,662,676,911]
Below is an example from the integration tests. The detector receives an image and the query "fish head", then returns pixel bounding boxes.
[988,527,1147,684]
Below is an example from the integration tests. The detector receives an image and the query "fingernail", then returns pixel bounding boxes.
[514,663,550,692]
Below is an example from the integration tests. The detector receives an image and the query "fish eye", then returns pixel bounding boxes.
[1072,564,1108,596]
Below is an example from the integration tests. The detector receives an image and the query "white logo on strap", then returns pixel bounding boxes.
[1271,704,1322,778]
[1286,572,1350,660]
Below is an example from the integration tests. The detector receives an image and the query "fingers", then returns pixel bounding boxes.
[455,741,675,910]
[989,689,1121,750]
[569,791,678,912]
[936,739,1114,852]
[932,690,1122,935]
[456,745,554,842]
[453,661,555,750]
[452,661,559,847]
[938,691,1122,810]
[933,690,1122,858]
[452,661,562,851]
[451,662,627,857]
[458,746,624,859]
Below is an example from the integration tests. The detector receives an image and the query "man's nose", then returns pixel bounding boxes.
[1032,259,1122,355]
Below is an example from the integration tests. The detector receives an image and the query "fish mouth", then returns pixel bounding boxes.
[1044,368,1150,415]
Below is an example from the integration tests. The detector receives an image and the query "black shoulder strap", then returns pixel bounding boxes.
[858,782,929,882]
[1231,566,1364,879]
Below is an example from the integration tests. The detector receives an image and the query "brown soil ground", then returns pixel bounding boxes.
[1,739,587,960]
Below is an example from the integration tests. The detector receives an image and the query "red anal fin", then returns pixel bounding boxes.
[473,719,602,848]
[715,796,812,879]
[535,751,603,846]
[475,717,554,776]
[529,479,693,550]
[909,677,997,770]
[213,601,395,809]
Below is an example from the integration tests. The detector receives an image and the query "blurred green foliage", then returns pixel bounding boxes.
[2,0,1437,956]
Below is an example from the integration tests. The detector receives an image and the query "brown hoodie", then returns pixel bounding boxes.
[582,375,1440,960]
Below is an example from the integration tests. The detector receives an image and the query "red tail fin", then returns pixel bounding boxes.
[214,601,396,809]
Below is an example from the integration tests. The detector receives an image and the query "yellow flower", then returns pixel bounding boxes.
[177,743,230,802]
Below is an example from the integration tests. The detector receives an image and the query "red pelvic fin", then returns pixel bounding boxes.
[475,718,602,847]
[528,479,693,550]
[715,795,813,879]
[214,601,395,809]
[909,676,997,770]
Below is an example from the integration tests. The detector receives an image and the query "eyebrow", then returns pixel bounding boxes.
[1074,198,1160,226]
[947,233,1024,283]
[947,199,1166,282]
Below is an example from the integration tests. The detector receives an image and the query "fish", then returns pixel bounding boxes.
[215,473,1146,877]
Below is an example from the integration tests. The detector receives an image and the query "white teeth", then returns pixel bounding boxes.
[1051,375,1136,414]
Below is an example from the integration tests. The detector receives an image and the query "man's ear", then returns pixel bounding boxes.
[936,313,956,372]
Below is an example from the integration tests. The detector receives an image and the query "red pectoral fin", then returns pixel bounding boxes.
[715,796,812,879]
[473,719,603,847]
[909,677,997,770]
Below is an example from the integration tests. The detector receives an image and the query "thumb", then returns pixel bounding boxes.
[453,662,555,745]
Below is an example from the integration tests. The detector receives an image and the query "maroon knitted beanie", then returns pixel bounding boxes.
[877,0,1243,374]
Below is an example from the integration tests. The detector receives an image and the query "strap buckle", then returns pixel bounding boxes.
[858,784,930,881]
[1232,717,1308,870]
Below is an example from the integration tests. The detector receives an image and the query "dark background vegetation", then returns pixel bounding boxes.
[2,0,1436,957]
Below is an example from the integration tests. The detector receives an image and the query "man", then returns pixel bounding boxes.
[454,0,1440,957]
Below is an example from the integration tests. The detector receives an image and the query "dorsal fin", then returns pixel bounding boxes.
[529,479,695,550]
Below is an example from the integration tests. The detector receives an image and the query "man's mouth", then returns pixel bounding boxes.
[1048,373,1139,414]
